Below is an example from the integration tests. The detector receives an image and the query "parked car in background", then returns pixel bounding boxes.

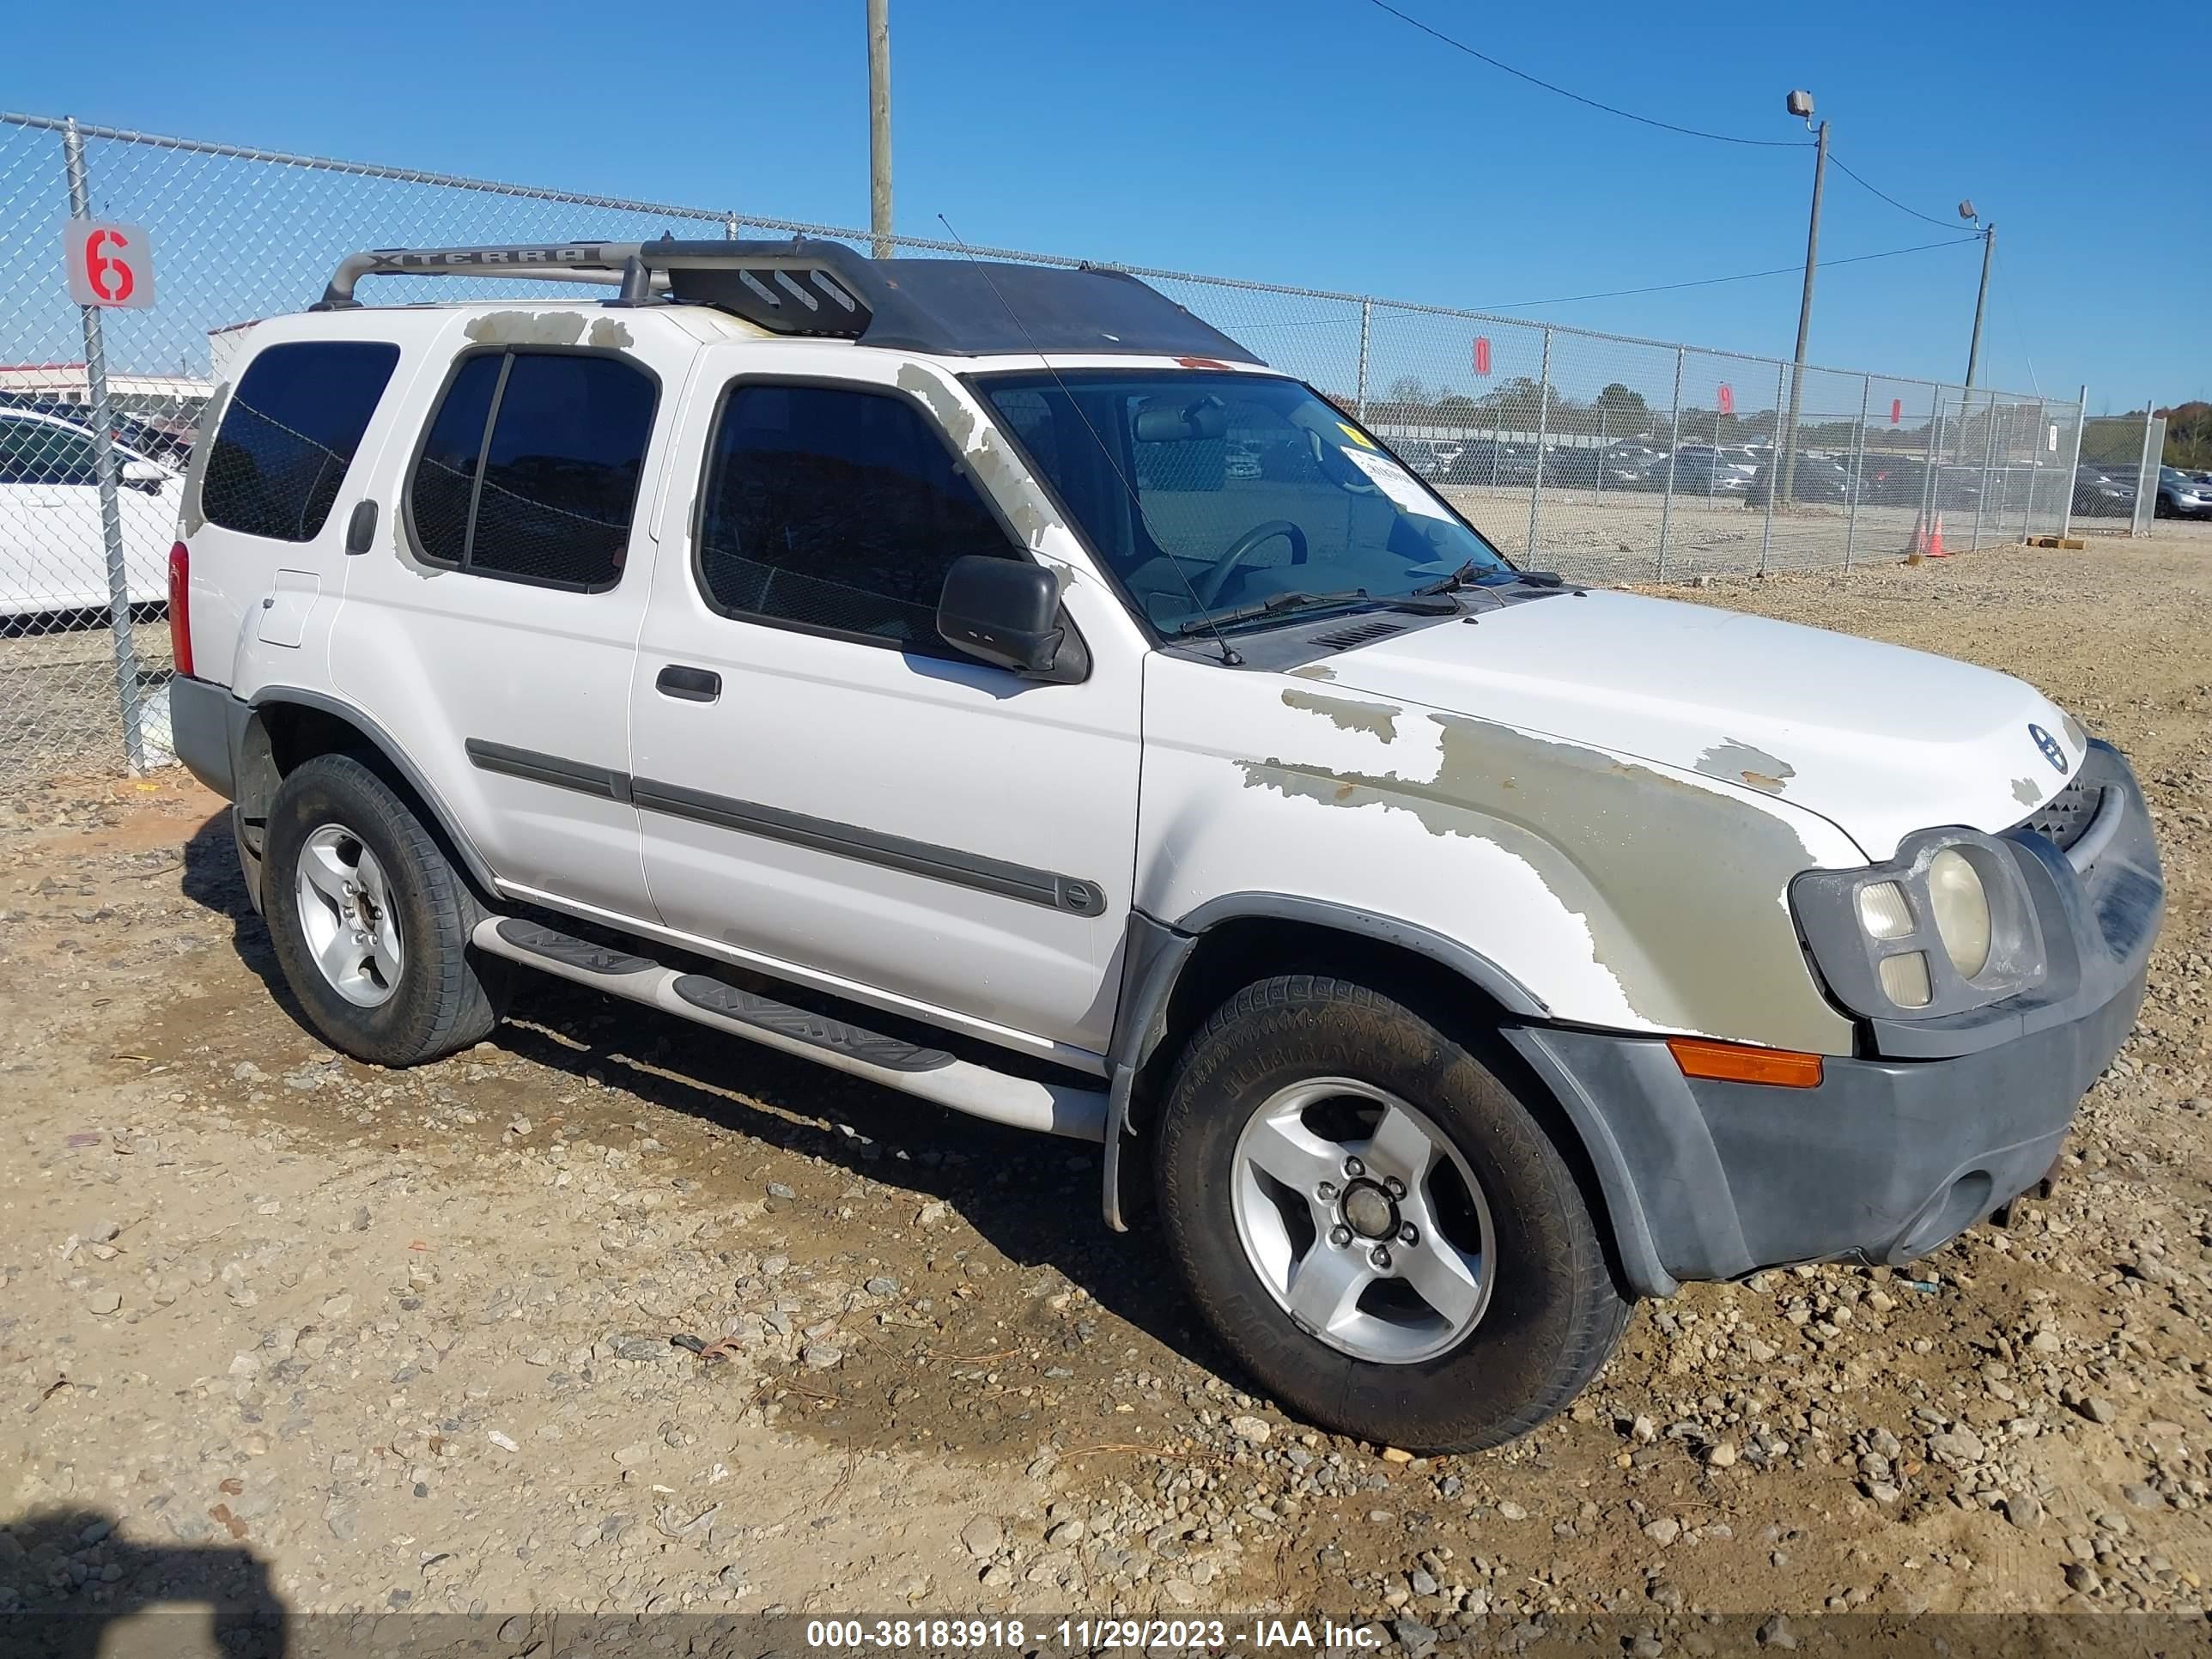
[1747,455,1852,507]
[2154,466,2212,520]
[1224,441,1262,481]
[1,408,181,617]
[1669,445,1756,495]
[1839,454,1982,512]
[0,395,198,470]
[1393,439,1447,479]
[2071,465,2134,519]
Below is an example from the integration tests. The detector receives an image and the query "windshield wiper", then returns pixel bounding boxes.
[1173,587,1455,635]
[1411,561,1565,597]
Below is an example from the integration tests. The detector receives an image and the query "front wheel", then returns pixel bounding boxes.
[1154,975,1629,1452]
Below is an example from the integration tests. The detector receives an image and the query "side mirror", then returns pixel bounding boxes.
[119,458,167,493]
[936,556,1087,684]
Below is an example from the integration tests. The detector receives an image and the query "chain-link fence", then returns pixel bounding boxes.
[0,110,2154,789]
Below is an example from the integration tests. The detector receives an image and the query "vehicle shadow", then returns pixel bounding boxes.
[174,811,1225,1382]
[0,1506,286,1659]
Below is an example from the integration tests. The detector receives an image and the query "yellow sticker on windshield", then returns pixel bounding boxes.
[1337,422,1377,449]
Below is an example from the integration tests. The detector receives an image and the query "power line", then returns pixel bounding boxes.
[1476,236,1982,311]
[1828,155,1962,230]
[1358,0,1812,149]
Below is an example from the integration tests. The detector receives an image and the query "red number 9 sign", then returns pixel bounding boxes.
[64,218,155,310]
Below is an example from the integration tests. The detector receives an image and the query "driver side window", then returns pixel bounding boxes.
[694,382,1023,655]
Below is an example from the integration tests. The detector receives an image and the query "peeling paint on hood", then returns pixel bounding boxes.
[1310,588,2084,859]
[1697,738,1796,795]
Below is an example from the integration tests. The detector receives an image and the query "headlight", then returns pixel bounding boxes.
[1790,829,2045,1022]
[1925,848,1990,976]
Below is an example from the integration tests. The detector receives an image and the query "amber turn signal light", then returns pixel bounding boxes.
[1666,1036,1824,1088]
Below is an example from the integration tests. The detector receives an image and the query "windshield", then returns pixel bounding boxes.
[978,371,1511,634]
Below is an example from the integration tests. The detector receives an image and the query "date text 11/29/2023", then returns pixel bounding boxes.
[803,1617,1384,1651]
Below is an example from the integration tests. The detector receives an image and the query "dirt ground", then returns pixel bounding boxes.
[2,528,2209,1651]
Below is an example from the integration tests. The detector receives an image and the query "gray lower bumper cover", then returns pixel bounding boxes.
[1507,966,2144,1297]
[167,672,241,799]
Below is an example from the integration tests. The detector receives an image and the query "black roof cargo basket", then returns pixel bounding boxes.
[314,237,1262,363]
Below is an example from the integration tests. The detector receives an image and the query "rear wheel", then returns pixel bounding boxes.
[263,752,503,1067]
[1155,975,1629,1452]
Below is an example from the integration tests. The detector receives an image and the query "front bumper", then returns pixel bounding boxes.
[1504,739,2162,1297]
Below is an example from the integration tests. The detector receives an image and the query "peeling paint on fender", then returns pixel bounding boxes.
[2062,713,2088,752]
[2012,776,2044,807]
[1696,738,1797,795]
[586,318,634,349]
[1235,710,1851,1053]
[464,311,588,347]
[1282,688,1400,743]
[1288,663,1338,682]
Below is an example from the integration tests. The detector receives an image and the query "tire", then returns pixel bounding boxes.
[1154,975,1629,1453]
[262,751,503,1067]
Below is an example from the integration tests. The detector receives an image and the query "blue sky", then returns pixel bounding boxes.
[10,0,2208,409]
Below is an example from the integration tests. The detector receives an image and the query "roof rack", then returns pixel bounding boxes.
[313,237,1263,363]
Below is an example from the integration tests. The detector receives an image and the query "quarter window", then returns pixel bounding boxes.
[407,349,656,591]
[202,340,399,541]
[695,383,1020,650]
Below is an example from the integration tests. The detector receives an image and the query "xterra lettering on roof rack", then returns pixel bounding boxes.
[314,236,1264,363]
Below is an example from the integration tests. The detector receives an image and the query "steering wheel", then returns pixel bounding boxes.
[1193,520,1308,607]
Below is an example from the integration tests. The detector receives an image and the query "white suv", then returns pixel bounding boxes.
[167,239,2162,1451]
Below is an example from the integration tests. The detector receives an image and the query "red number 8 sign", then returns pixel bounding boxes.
[64,217,155,310]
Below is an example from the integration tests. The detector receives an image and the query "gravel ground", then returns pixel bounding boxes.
[2,528,2209,1650]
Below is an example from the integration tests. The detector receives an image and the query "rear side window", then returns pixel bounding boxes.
[201,340,399,541]
[0,416,100,486]
[695,382,1018,650]
[406,349,657,592]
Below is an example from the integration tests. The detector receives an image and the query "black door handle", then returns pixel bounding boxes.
[656,664,721,702]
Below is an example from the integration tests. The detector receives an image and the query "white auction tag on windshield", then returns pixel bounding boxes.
[1341,447,1450,519]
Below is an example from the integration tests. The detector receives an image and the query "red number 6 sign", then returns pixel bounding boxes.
[64,218,156,310]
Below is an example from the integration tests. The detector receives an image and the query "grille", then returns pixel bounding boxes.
[1310,620,1407,651]
[2021,775,2101,852]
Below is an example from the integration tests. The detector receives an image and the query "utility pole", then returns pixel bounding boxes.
[1964,221,1995,388]
[1779,90,1826,508]
[866,0,893,259]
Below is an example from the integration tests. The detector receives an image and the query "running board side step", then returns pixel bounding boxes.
[471,917,1107,1142]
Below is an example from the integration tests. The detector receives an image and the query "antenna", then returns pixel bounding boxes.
[933,214,1243,668]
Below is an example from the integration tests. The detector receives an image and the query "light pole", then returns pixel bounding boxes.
[1961,200,1994,388]
[1779,88,1827,508]
[866,0,893,258]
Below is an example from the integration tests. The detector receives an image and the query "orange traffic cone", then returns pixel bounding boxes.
[1928,513,1947,558]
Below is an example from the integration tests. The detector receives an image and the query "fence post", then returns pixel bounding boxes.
[1973,392,1997,550]
[1920,388,1945,550]
[1354,300,1373,422]
[1758,360,1784,574]
[2136,400,2158,537]
[61,118,147,772]
[1525,326,1553,558]
[724,215,740,240]
[2023,398,2044,541]
[2060,383,2087,540]
[1594,404,1605,504]
[1656,346,1684,580]
[1844,374,1870,571]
